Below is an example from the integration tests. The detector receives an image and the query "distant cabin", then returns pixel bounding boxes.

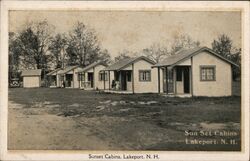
[47,66,83,88]
[153,46,239,97]
[56,66,83,88]
[102,56,160,94]
[21,69,42,88]
[46,68,62,88]
[77,61,108,90]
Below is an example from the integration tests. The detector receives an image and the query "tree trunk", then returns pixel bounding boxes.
[83,46,87,66]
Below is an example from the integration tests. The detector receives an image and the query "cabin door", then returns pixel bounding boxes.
[65,74,73,87]
[183,67,190,93]
[121,71,127,90]
[60,75,64,87]
[50,75,56,86]
[88,73,94,88]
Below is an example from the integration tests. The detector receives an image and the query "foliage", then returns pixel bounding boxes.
[11,20,54,70]
[98,49,112,65]
[212,34,233,58]
[9,32,21,78]
[49,34,67,68]
[170,34,200,55]
[230,48,241,80]
[142,34,200,63]
[66,22,103,66]
[10,20,111,75]
[142,43,169,63]
[114,50,132,62]
[212,34,241,80]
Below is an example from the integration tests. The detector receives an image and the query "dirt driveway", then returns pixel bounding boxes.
[8,88,241,151]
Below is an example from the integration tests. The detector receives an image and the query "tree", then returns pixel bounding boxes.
[9,32,21,78]
[141,34,199,63]
[114,50,132,62]
[211,34,241,80]
[142,43,169,63]
[231,48,241,80]
[15,20,54,70]
[170,34,200,55]
[212,34,233,59]
[11,20,54,87]
[66,22,101,66]
[98,49,112,65]
[49,34,67,68]
[230,48,241,65]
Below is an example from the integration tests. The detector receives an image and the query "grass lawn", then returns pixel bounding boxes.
[8,88,241,151]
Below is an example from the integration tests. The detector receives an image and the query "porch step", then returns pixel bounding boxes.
[161,94,192,98]
[81,88,94,91]
[104,90,133,94]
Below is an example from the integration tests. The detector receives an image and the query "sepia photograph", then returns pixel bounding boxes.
[1,1,249,161]
[8,10,242,151]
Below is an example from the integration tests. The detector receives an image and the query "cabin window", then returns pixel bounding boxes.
[200,66,216,81]
[176,67,182,81]
[99,72,108,81]
[139,70,151,82]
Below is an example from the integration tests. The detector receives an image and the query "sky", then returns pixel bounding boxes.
[9,11,241,58]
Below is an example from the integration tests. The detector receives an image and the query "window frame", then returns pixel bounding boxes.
[139,70,151,82]
[78,73,84,81]
[99,72,108,81]
[200,65,216,81]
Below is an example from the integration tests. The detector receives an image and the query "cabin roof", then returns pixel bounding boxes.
[21,69,42,77]
[104,56,156,71]
[57,65,79,75]
[153,46,239,67]
[47,68,62,76]
[78,61,107,73]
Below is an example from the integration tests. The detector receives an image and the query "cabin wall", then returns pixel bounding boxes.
[133,60,163,93]
[73,68,80,88]
[56,74,61,87]
[81,71,94,89]
[23,76,41,88]
[79,65,112,90]
[192,51,232,96]
[94,65,112,90]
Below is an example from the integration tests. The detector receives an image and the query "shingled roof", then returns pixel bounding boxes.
[78,61,107,73]
[57,65,79,75]
[47,68,62,76]
[104,56,156,71]
[153,46,239,67]
[21,69,42,77]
